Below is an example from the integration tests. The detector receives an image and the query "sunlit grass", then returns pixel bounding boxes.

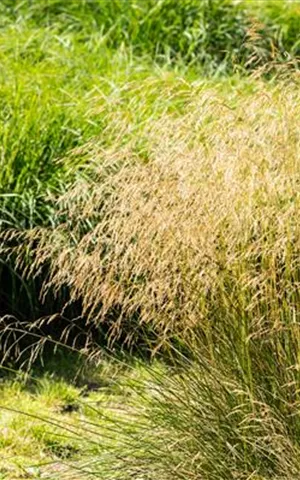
[0,73,299,479]
[0,356,159,479]
[0,0,298,320]
[0,1,299,479]
[14,76,299,347]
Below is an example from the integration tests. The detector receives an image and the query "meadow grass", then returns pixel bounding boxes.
[0,1,300,479]
[13,75,300,348]
[1,72,300,479]
[0,0,298,227]
[0,0,298,320]
[2,0,299,69]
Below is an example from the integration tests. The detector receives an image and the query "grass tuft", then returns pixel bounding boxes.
[11,76,299,351]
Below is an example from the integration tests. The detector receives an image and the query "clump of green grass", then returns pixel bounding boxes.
[2,0,299,72]
[85,347,300,480]
[0,15,168,320]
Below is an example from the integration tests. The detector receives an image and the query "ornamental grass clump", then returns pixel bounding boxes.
[7,76,299,353]
[1,76,300,480]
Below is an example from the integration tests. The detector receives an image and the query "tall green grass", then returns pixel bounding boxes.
[97,345,300,480]
[1,0,299,71]
[0,0,298,223]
